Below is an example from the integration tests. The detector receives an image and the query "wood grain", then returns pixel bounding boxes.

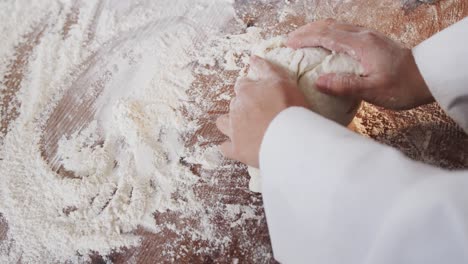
[0,0,467,263]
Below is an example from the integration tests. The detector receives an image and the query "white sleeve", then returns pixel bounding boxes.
[260,107,468,264]
[413,17,468,133]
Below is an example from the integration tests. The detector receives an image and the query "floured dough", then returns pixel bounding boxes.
[247,36,363,193]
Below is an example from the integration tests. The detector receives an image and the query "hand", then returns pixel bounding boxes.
[287,19,434,110]
[216,56,308,167]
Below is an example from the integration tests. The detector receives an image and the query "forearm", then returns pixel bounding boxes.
[260,107,467,263]
[413,17,468,133]
[258,16,468,264]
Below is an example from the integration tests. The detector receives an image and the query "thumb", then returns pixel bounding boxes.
[219,141,236,161]
[316,73,367,97]
[250,55,284,79]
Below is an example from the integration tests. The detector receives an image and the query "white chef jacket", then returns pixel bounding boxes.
[260,17,468,264]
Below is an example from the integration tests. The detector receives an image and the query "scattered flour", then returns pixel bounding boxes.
[0,0,272,263]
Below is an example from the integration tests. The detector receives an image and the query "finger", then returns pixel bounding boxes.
[332,23,364,33]
[234,77,255,95]
[303,18,337,31]
[287,25,362,59]
[216,114,232,138]
[286,19,365,44]
[315,73,370,97]
[250,55,274,77]
[219,141,236,160]
[249,55,286,79]
[288,27,358,56]
[287,19,362,45]
[321,18,337,24]
[229,96,237,110]
[287,19,336,46]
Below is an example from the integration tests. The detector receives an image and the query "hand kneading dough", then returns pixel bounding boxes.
[247,36,363,193]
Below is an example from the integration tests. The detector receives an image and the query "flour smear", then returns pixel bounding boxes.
[0,0,271,263]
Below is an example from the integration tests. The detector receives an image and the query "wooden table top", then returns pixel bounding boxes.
[1,0,467,263]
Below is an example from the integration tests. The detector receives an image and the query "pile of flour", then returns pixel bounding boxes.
[0,0,276,263]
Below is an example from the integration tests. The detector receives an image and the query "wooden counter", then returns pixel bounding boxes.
[1,0,467,263]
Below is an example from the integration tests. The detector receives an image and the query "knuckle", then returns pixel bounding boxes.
[317,29,335,43]
[235,82,246,92]
[279,78,293,87]
[305,22,316,28]
[272,79,289,89]
[362,31,380,43]
[306,22,329,34]
[216,116,225,126]
[226,143,239,158]
[256,61,270,73]
[324,18,337,26]
[235,80,250,93]
[337,76,353,90]
[317,18,335,26]
[260,62,273,73]
[229,98,237,109]
[236,77,249,84]
[232,145,240,155]
[224,145,236,158]
[317,26,330,36]
[379,73,392,83]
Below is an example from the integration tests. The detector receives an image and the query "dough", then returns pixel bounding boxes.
[247,36,363,193]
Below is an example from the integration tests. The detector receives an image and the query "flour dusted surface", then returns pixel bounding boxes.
[1,0,466,263]
[0,0,275,263]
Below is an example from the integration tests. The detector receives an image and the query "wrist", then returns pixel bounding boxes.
[408,51,435,107]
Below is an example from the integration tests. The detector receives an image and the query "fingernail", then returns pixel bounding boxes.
[316,76,325,85]
[286,39,299,49]
[316,76,329,90]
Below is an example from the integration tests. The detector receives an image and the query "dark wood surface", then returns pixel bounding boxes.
[1,0,467,263]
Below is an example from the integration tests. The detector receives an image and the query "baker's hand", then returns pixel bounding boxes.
[287,19,434,110]
[216,56,308,167]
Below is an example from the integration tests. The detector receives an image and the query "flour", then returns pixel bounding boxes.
[0,0,271,263]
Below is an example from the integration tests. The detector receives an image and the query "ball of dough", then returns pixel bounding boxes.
[247,36,364,193]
